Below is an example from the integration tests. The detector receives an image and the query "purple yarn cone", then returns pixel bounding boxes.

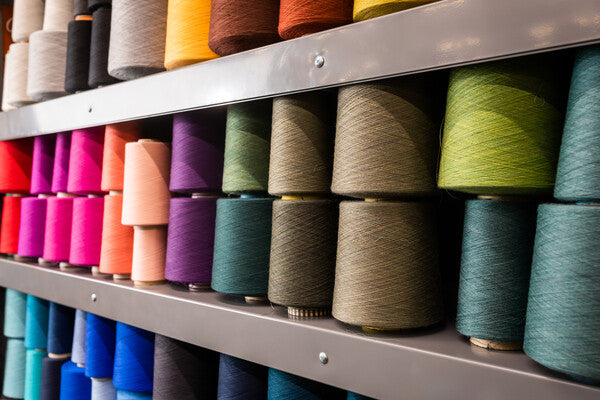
[18,197,47,257]
[51,132,71,194]
[31,135,56,195]
[165,197,218,285]
[170,109,226,194]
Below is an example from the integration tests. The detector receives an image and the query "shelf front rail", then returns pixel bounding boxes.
[0,260,598,399]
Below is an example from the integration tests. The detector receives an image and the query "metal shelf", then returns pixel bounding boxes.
[1,0,599,140]
[0,259,598,399]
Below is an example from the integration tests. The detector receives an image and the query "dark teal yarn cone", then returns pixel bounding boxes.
[211,198,273,297]
[347,392,374,400]
[456,199,537,343]
[524,204,600,380]
[555,45,600,201]
[267,369,345,400]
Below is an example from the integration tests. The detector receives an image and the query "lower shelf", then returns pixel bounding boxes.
[0,258,597,399]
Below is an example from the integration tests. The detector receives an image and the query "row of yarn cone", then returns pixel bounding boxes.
[1,288,373,400]
[2,0,440,110]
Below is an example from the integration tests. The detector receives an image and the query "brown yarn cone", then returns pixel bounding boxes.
[332,75,440,198]
[269,92,335,196]
[268,199,338,309]
[332,200,444,330]
[208,0,281,56]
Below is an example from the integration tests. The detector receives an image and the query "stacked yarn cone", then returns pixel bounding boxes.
[331,75,444,331]
[122,136,171,285]
[99,122,139,280]
[2,289,27,399]
[165,109,225,290]
[27,0,71,101]
[268,92,338,318]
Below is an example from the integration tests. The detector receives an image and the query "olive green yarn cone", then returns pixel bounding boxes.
[438,54,567,195]
[222,100,272,194]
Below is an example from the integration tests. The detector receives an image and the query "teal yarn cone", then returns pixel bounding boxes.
[267,368,345,400]
[24,349,47,400]
[222,100,272,194]
[5,289,27,338]
[211,198,273,297]
[456,199,537,344]
[3,338,26,399]
[555,45,600,201]
[524,204,600,380]
[25,295,49,350]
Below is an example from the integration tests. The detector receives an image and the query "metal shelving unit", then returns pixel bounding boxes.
[0,259,599,399]
[0,0,599,140]
[1,0,600,398]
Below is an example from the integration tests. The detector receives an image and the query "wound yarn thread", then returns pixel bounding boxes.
[456,199,537,343]
[278,0,353,40]
[71,309,87,366]
[43,0,72,31]
[99,194,134,275]
[267,368,345,400]
[269,93,335,196]
[333,75,440,198]
[4,289,27,339]
[25,295,49,350]
[438,54,567,195]
[332,200,444,330]
[48,302,75,356]
[217,354,267,400]
[353,0,439,21]
[3,338,26,399]
[12,0,44,42]
[113,323,154,393]
[65,19,92,93]
[268,199,339,309]
[170,109,226,194]
[524,204,600,380]
[40,356,68,400]
[43,197,74,262]
[60,361,92,399]
[51,132,71,194]
[69,197,104,266]
[25,348,47,400]
[92,379,118,400]
[208,0,280,57]
[27,30,69,102]
[165,197,218,286]
[85,313,116,379]
[164,0,217,70]
[1,196,23,254]
[109,0,168,80]
[554,45,600,201]
[67,127,105,195]
[212,198,273,297]
[4,43,35,107]
[18,197,47,258]
[89,7,121,88]
[0,139,33,193]
[153,334,219,400]
[223,100,272,194]
[102,122,140,191]
[31,135,56,195]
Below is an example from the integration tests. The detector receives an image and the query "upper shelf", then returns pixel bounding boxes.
[1,259,598,400]
[1,0,599,140]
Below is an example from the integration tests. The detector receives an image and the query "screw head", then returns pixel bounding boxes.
[314,55,325,68]
[91,293,97,302]
[88,105,93,113]
[318,352,328,365]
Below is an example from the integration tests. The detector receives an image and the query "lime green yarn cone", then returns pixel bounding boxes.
[438,54,567,195]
